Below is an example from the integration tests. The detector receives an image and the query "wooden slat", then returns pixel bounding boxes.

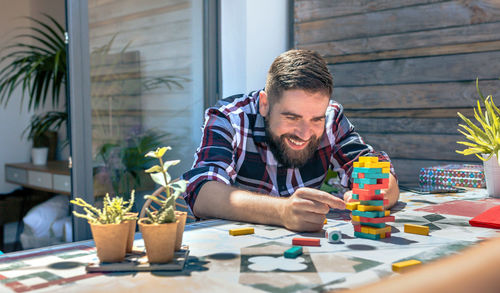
[391,158,482,184]
[295,0,500,45]
[362,133,475,161]
[345,108,475,118]
[327,40,500,64]
[294,0,444,23]
[349,117,463,135]
[333,80,500,109]
[300,22,500,58]
[330,51,500,86]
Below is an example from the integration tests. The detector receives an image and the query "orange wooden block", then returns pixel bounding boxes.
[292,237,321,246]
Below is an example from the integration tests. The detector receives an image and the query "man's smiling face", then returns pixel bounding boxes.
[259,89,330,168]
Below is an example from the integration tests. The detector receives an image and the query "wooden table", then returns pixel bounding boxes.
[0,188,499,292]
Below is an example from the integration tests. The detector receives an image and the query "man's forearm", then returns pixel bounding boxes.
[193,181,286,226]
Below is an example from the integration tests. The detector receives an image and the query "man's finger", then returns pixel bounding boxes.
[294,198,330,214]
[296,188,346,210]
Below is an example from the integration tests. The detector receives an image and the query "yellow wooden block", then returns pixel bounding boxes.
[365,162,391,168]
[392,259,422,273]
[360,225,391,235]
[353,162,364,168]
[358,156,378,163]
[351,215,361,222]
[382,167,390,173]
[385,210,390,216]
[404,224,429,236]
[229,227,255,236]
[358,205,384,211]
[324,218,328,224]
[346,202,360,211]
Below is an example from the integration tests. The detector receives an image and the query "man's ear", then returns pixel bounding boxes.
[259,91,269,117]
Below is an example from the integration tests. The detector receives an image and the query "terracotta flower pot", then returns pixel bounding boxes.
[90,222,129,263]
[174,211,187,251]
[124,212,138,253]
[139,218,178,263]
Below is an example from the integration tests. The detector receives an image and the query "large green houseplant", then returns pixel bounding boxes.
[456,79,500,197]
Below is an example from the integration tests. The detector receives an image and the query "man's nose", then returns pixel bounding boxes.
[295,121,312,141]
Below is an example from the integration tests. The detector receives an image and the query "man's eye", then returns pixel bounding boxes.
[286,116,299,121]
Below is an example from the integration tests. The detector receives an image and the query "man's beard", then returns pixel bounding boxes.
[264,120,321,169]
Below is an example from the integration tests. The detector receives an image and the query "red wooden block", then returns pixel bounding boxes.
[359,193,384,201]
[353,224,361,232]
[358,173,365,179]
[377,178,389,188]
[358,215,395,223]
[363,183,386,190]
[292,237,321,246]
[353,183,360,189]
[352,188,377,196]
[385,232,391,238]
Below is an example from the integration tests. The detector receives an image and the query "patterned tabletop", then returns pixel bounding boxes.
[1,188,499,292]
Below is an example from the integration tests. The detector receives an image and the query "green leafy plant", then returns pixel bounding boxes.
[142,147,187,224]
[24,111,68,147]
[456,79,500,165]
[71,190,137,224]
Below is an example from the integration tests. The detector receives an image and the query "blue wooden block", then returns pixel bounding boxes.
[352,210,386,218]
[284,246,303,258]
[353,167,382,173]
[363,173,390,179]
[353,178,377,185]
[360,222,386,228]
[360,200,384,206]
[354,231,380,240]
[352,194,359,200]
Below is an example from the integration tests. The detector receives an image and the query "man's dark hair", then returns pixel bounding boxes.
[265,49,333,105]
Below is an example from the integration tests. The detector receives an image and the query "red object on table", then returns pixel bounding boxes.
[292,237,321,246]
[469,205,500,229]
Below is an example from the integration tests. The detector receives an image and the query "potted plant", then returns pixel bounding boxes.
[71,191,138,262]
[456,79,500,197]
[139,146,187,263]
[0,15,68,157]
[24,112,67,165]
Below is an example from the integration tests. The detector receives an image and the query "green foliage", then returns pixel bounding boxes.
[71,190,137,224]
[0,14,66,111]
[142,147,188,224]
[456,79,500,165]
[24,111,67,147]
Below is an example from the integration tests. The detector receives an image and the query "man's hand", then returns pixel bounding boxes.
[280,187,345,232]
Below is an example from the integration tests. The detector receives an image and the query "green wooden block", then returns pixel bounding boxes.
[284,246,303,258]
[375,190,381,195]
[360,200,384,206]
[352,210,386,218]
[354,178,377,185]
[352,172,359,179]
[360,222,386,228]
[353,167,382,173]
[354,231,380,240]
[352,194,359,200]
[363,173,390,179]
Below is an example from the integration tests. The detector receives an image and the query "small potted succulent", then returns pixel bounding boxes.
[139,146,187,263]
[71,191,137,262]
[456,79,500,197]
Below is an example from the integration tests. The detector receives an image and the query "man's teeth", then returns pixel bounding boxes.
[289,138,305,146]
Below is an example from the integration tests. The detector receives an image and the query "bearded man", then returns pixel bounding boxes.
[181,49,399,232]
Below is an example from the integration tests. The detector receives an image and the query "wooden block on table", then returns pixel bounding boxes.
[353,162,363,168]
[352,188,379,196]
[385,210,391,216]
[360,225,391,235]
[358,215,395,223]
[352,194,359,200]
[404,224,429,236]
[392,259,422,273]
[284,246,303,258]
[346,202,360,211]
[351,215,361,222]
[359,193,384,201]
[382,167,390,173]
[354,231,380,240]
[377,178,389,189]
[354,178,378,185]
[353,167,382,174]
[358,204,384,212]
[365,161,390,169]
[323,218,327,224]
[360,199,388,206]
[292,237,321,246]
[361,222,387,228]
[229,227,255,236]
[325,228,342,243]
[362,172,390,179]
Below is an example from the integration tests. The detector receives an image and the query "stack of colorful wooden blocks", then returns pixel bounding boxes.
[347,156,395,240]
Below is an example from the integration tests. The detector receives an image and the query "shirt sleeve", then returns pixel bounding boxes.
[181,108,237,214]
[328,103,397,188]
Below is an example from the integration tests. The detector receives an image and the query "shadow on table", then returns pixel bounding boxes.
[151,256,210,277]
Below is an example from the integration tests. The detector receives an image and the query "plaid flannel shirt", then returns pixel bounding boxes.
[181,90,395,213]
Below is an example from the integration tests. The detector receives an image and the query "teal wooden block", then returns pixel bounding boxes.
[360,200,384,206]
[352,194,359,200]
[363,173,390,179]
[354,231,380,240]
[353,167,382,173]
[284,246,303,258]
[353,178,377,185]
[352,210,386,218]
[375,190,381,195]
[360,222,386,228]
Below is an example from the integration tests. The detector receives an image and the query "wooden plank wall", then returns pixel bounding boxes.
[294,0,500,184]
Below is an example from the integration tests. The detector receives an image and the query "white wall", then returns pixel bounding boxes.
[221,0,289,98]
[0,0,66,194]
